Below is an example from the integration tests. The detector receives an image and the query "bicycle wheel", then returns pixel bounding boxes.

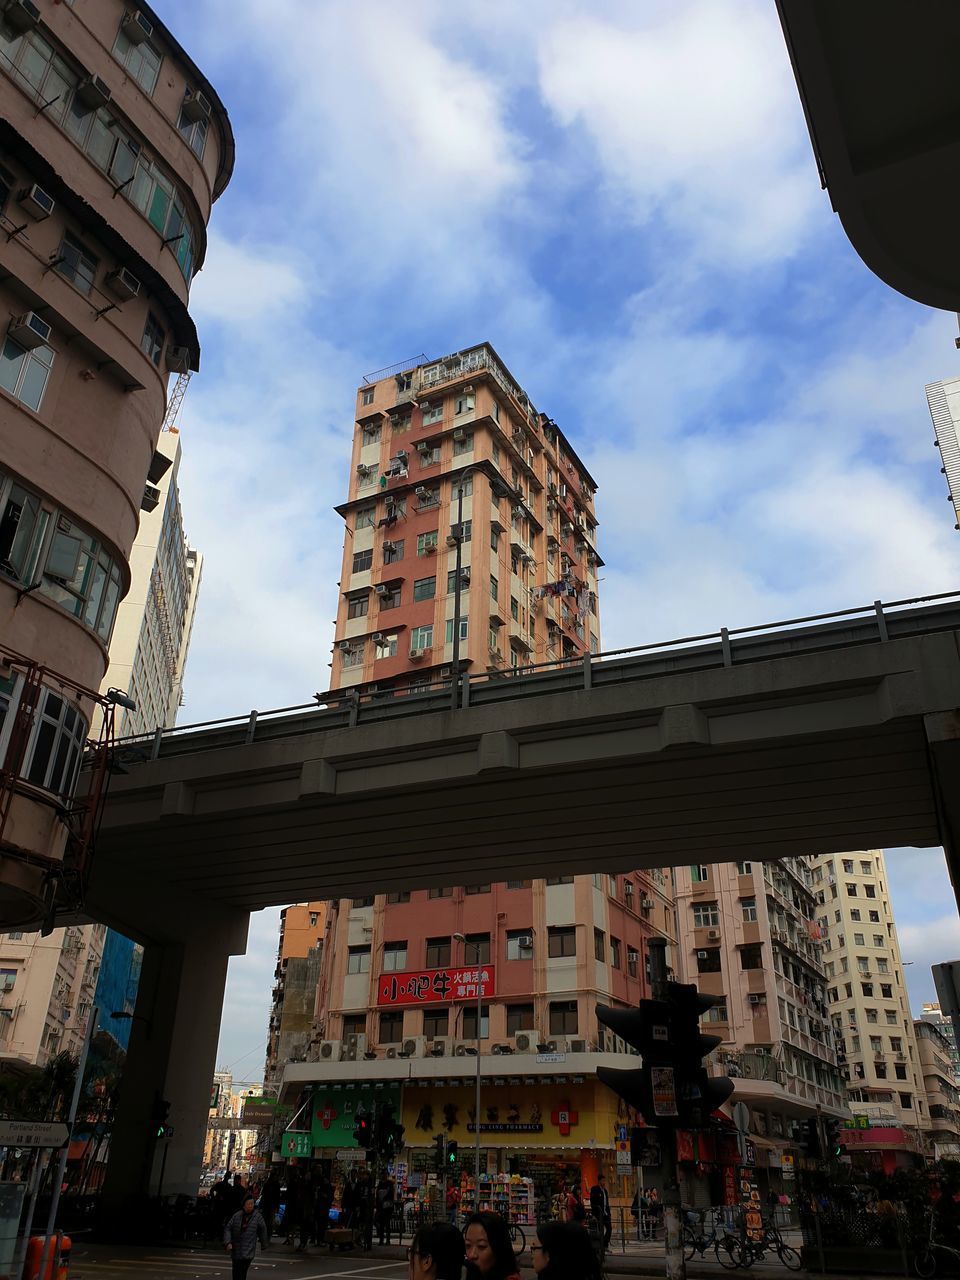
[915,1249,937,1279]
[777,1244,801,1271]
[509,1223,526,1254]
[682,1227,698,1261]
[715,1235,743,1269]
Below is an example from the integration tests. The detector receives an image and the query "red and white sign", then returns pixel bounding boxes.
[377,965,496,1006]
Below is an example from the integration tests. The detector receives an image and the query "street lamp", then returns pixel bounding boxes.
[454,931,484,1184]
[449,468,476,709]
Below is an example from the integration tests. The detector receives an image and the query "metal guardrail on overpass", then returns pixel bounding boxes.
[112,590,960,762]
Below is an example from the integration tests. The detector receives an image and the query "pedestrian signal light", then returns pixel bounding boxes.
[433,1133,446,1170]
[824,1117,842,1158]
[447,1139,458,1164]
[354,1107,372,1148]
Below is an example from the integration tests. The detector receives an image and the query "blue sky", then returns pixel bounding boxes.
[152,0,960,1078]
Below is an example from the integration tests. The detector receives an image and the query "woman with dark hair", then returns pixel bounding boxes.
[463,1212,520,1280]
[531,1221,602,1280]
[409,1221,466,1280]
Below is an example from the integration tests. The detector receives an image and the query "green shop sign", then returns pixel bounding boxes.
[310,1084,402,1149]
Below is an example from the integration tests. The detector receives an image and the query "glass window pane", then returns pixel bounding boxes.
[82,558,106,627]
[18,354,49,411]
[0,340,24,396]
[97,567,121,640]
[27,720,55,786]
[148,184,169,232]
[85,114,115,171]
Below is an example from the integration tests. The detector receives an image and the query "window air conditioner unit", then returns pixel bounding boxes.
[418,402,432,411]
[123,10,154,42]
[707,929,721,940]
[514,1032,534,1052]
[371,632,383,642]
[106,266,141,301]
[409,647,427,660]
[75,74,112,111]
[569,1039,587,1053]
[696,950,708,960]
[182,88,212,122]
[382,540,394,552]
[141,483,161,513]
[402,1036,426,1057]
[337,640,351,651]
[453,428,465,440]
[415,485,429,495]
[165,344,190,373]
[445,534,457,548]
[641,897,655,909]
[3,0,39,32]
[627,948,639,962]
[343,1033,367,1061]
[374,584,387,595]
[748,994,765,1005]
[9,312,51,349]
[318,1039,342,1060]
[515,934,533,950]
[18,183,54,219]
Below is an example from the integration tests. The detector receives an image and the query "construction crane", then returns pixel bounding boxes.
[162,370,192,432]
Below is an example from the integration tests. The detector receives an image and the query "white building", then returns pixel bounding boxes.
[925,377,960,532]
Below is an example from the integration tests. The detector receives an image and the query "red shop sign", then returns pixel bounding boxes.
[377,965,496,1006]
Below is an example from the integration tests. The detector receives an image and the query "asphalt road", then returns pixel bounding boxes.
[70,1248,413,1280]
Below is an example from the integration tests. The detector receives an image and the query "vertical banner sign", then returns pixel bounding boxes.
[281,1131,312,1158]
[651,1067,679,1118]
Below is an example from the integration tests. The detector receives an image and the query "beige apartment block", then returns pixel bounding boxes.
[675,857,846,1184]
[264,904,325,1094]
[914,1017,960,1158]
[812,850,928,1143]
[0,921,104,1065]
[920,1002,960,1085]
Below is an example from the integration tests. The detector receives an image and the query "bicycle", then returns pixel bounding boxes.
[914,1209,960,1277]
[681,1209,741,1269]
[507,1219,526,1254]
[733,1219,801,1271]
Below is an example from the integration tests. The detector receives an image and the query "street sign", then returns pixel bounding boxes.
[732,1102,750,1135]
[650,1066,678,1117]
[240,1099,277,1127]
[280,1131,312,1158]
[616,1140,631,1169]
[0,1121,69,1148]
[208,1118,242,1131]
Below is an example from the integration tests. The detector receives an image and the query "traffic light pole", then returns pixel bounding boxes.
[648,938,685,1280]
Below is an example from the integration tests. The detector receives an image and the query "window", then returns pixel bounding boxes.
[740,945,763,970]
[865,884,876,899]
[869,1034,882,1051]
[0,337,54,412]
[850,909,861,921]
[506,880,531,890]
[375,635,398,659]
[594,929,606,962]
[692,903,720,928]
[895,1063,907,1080]
[380,1011,403,1043]
[506,930,533,960]
[451,519,472,543]
[342,643,364,667]
[490,574,499,601]
[347,946,371,974]
[386,891,411,904]
[445,616,468,644]
[428,887,452,899]
[854,933,865,945]
[506,1003,534,1034]
[462,1004,490,1039]
[55,232,98,294]
[860,860,872,875]
[453,432,474,456]
[546,876,574,885]
[417,487,440,508]
[141,312,165,366]
[352,549,372,575]
[703,1003,728,1024]
[464,883,488,897]
[881,984,893,999]
[736,861,753,875]
[413,576,436,602]
[361,423,381,445]
[610,937,621,969]
[873,934,884,947]
[24,690,87,797]
[510,596,519,620]
[862,983,874,997]
[426,936,451,967]
[875,1063,887,1079]
[422,402,443,425]
[454,393,475,416]
[877,958,889,974]
[842,859,854,874]
[417,531,438,556]
[548,926,576,958]
[866,1008,878,1024]
[0,970,15,993]
[347,594,371,622]
[383,539,404,564]
[355,506,376,530]
[741,897,757,923]
[549,1001,578,1035]
[846,883,857,896]
[411,624,433,650]
[419,445,441,466]
[697,948,721,973]
[869,909,880,923]
[177,105,207,158]
[691,865,709,882]
[490,528,500,551]
[361,388,375,406]
[424,1008,449,1038]
[112,23,161,92]
[886,1010,898,1025]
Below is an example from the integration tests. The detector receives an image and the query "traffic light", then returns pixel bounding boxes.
[150,1095,171,1140]
[800,1117,822,1157]
[433,1133,446,1170]
[824,1117,842,1158]
[596,983,734,1129]
[377,1102,405,1157]
[354,1106,372,1148]
[447,1139,458,1165]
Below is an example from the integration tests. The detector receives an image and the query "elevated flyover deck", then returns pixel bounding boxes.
[91,592,960,919]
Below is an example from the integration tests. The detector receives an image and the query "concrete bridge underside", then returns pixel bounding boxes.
[88,612,960,1226]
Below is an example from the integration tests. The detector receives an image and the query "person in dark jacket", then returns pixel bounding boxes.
[260,1172,282,1238]
[224,1194,268,1280]
[588,1176,611,1249]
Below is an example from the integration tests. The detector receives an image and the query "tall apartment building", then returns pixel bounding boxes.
[913,1017,960,1159]
[0,0,231,926]
[0,921,104,1065]
[811,850,928,1166]
[674,857,846,1197]
[264,903,325,1094]
[920,1002,960,1084]
[276,349,680,1201]
[101,426,202,737]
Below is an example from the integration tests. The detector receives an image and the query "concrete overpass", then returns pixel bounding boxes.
[90,591,960,1221]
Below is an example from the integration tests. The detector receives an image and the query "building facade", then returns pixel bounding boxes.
[914,1017,960,1159]
[0,0,231,925]
[920,1002,960,1085]
[0,921,104,1065]
[812,850,928,1167]
[674,857,846,1197]
[264,903,325,1094]
[100,426,202,737]
[925,377,960,532]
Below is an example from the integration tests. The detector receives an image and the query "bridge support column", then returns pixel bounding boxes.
[925,712,960,912]
[97,903,249,1234]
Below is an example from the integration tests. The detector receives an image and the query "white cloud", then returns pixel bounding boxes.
[537,1,819,264]
[189,231,311,325]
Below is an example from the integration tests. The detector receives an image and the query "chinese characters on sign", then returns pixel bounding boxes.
[377,966,496,1006]
[650,1066,678,1118]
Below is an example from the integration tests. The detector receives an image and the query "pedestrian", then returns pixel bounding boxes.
[531,1221,602,1280]
[224,1193,268,1280]
[314,1173,334,1245]
[588,1175,611,1250]
[409,1220,465,1280]
[283,1171,302,1246]
[564,1185,586,1225]
[297,1173,315,1252]
[260,1172,281,1238]
[463,1211,520,1280]
[376,1174,396,1245]
[229,1172,247,1213]
[446,1183,461,1225]
[647,1189,661,1238]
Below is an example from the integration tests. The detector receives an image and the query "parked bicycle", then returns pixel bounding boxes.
[733,1218,801,1271]
[507,1217,526,1255]
[914,1208,960,1278]
[682,1209,741,1269]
